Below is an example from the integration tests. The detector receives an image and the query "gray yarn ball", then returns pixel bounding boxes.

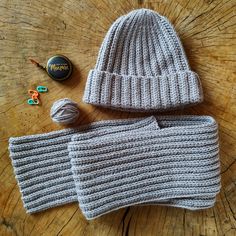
[50,98,80,125]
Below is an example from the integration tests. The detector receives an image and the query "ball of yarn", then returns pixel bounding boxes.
[50,98,80,125]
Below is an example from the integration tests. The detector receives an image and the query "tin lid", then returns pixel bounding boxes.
[46,55,73,81]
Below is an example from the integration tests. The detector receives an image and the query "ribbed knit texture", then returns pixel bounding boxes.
[9,116,220,219]
[9,116,158,213]
[68,116,220,219]
[83,9,203,111]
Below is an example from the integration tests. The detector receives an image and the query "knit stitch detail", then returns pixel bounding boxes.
[9,117,157,213]
[9,116,220,219]
[68,116,220,219]
[83,69,202,111]
[83,9,203,111]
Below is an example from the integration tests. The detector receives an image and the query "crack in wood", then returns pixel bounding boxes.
[56,208,79,236]
[221,159,236,174]
[137,0,144,5]
[125,214,132,236]
[121,207,131,236]
[0,19,43,29]
[223,190,236,222]
[62,20,67,30]
[0,217,18,236]
[213,208,221,235]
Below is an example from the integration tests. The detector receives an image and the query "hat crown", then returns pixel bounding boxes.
[95,8,190,76]
[83,9,203,112]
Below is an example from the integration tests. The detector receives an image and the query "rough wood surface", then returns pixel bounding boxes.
[0,0,235,235]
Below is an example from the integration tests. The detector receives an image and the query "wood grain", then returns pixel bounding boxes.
[0,0,235,235]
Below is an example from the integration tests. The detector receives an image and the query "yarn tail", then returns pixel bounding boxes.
[29,59,46,71]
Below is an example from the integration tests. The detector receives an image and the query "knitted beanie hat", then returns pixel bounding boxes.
[83,9,203,111]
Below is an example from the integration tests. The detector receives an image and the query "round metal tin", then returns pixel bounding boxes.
[46,55,73,81]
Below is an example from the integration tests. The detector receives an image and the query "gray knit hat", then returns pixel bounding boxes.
[83,9,203,111]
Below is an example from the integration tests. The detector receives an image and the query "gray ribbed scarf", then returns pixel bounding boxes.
[9,116,220,220]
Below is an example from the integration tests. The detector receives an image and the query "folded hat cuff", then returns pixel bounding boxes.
[9,116,157,213]
[83,69,203,112]
[69,116,220,220]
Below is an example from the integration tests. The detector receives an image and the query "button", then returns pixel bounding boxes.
[46,55,73,81]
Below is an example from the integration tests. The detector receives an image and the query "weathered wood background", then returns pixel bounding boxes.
[0,0,235,235]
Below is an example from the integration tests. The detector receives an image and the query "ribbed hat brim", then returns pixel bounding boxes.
[83,69,203,112]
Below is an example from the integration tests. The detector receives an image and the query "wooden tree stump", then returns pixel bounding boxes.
[0,0,235,235]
